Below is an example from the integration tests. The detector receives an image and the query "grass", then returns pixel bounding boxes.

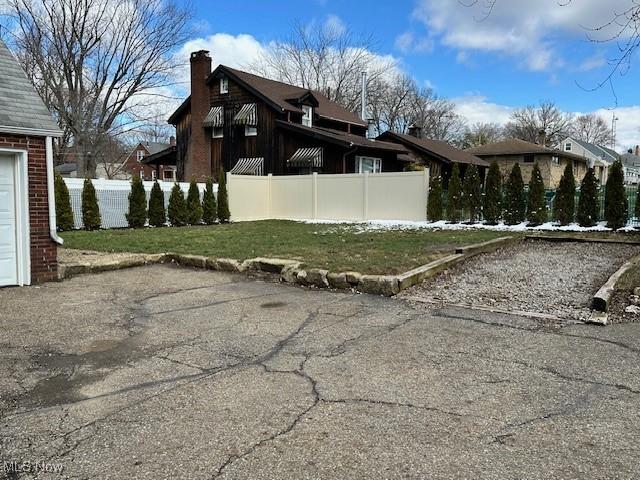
[60,220,513,275]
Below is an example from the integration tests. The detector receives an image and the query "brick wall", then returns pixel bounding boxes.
[0,134,57,283]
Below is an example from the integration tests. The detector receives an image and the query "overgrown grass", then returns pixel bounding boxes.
[61,220,512,274]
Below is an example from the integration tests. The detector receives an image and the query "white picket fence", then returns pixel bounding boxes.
[64,178,213,229]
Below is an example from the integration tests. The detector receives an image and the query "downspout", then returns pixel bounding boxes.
[46,136,64,245]
[342,144,358,173]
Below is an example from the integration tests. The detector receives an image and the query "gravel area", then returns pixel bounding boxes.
[399,240,640,321]
[58,248,151,264]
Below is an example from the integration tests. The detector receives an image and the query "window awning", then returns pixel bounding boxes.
[233,103,257,126]
[287,147,323,168]
[229,157,264,176]
[203,106,224,128]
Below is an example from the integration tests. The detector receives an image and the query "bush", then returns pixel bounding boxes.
[403,162,424,172]
[217,167,230,223]
[553,161,576,225]
[81,178,101,230]
[577,168,599,227]
[54,172,74,231]
[186,178,203,225]
[527,162,547,226]
[462,164,482,222]
[636,186,640,223]
[148,180,166,227]
[483,161,502,225]
[604,160,628,230]
[504,163,526,225]
[126,175,147,228]
[167,183,187,226]
[446,164,463,223]
[202,177,217,224]
[427,175,444,221]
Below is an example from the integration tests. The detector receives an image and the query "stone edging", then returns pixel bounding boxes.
[589,252,640,325]
[58,236,516,296]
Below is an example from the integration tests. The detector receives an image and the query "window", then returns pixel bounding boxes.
[163,169,176,181]
[220,77,228,94]
[302,105,313,127]
[136,150,145,162]
[552,156,559,164]
[356,156,382,173]
[139,170,144,179]
[245,125,257,136]
[523,154,535,163]
[564,142,572,152]
[212,127,224,138]
[151,170,157,181]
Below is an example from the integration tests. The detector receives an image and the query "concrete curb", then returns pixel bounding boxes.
[58,236,515,296]
[591,252,640,317]
[526,234,640,246]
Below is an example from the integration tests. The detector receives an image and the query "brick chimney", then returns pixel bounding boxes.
[635,145,639,156]
[186,50,212,180]
[407,124,422,139]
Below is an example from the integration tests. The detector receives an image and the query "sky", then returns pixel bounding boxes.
[176,0,640,150]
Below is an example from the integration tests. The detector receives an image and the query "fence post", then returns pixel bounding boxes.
[424,167,430,221]
[312,172,318,220]
[267,173,273,219]
[363,171,369,221]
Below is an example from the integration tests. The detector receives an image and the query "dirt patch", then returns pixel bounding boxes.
[399,239,640,321]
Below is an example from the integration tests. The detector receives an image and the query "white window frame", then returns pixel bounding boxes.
[564,142,572,152]
[212,127,224,138]
[245,125,257,137]
[163,168,176,181]
[220,77,229,94]
[151,170,157,181]
[356,156,382,174]
[136,150,145,162]
[552,156,559,164]
[302,105,313,127]
[139,170,144,179]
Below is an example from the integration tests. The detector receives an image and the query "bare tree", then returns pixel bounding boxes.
[570,113,614,145]
[4,0,191,177]
[251,20,395,113]
[461,122,504,148]
[504,101,573,146]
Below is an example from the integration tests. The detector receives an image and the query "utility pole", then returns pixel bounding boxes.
[611,113,619,150]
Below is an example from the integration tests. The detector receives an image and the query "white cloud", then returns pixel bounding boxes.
[412,0,632,71]
[593,106,640,149]
[394,31,434,54]
[453,95,513,125]
[578,54,607,72]
[324,14,346,36]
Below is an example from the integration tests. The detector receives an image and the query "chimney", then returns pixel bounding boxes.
[407,124,422,139]
[635,145,639,156]
[170,135,176,146]
[186,50,212,180]
[537,129,547,146]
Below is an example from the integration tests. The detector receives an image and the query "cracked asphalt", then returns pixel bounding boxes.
[2,265,640,479]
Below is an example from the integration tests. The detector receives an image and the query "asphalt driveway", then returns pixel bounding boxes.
[2,265,640,479]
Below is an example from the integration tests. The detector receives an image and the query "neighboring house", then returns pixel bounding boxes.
[0,39,63,286]
[556,136,617,185]
[466,139,590,189]
[123,139,177,181]
[621,146,640,185]
[54,163,78,178]
[376,126,489,183]
[168,50,407,181]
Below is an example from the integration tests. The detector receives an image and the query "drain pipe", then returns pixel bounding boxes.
[46,136,64,245]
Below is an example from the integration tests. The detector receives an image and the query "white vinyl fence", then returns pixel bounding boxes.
[228,170,430,222]
[64,178,212,229]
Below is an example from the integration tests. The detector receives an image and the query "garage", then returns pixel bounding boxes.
[0,39,63,286]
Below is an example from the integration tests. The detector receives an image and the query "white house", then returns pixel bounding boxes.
[556,137,617,185]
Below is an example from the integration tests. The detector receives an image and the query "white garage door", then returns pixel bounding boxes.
[0,155,18,286]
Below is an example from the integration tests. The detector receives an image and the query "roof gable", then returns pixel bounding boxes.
[0,39,61,135]
[466,138,588,163]
[209,65,366,126]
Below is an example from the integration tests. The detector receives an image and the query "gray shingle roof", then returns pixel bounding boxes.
[139,141,171,155]
[0,39,61,135]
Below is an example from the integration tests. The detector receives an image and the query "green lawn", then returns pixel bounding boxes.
[60,220,512,274]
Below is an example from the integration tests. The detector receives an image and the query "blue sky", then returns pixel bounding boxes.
[183,0,639,147]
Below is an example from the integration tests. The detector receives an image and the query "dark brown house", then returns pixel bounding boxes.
[168,51,407,180]
[377,127,489,181]
[124,139,177,181]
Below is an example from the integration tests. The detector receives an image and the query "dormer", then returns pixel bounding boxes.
[286,91,319,127]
